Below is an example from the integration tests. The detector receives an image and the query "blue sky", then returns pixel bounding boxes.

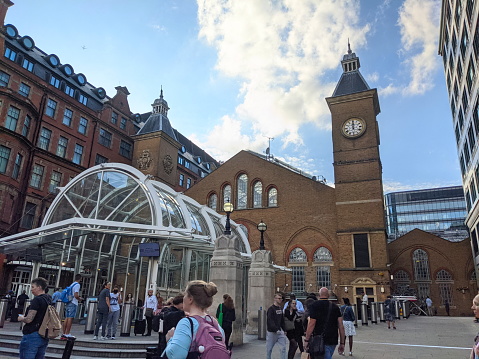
[6,0,460,193]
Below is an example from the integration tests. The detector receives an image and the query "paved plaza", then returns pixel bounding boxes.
[0,315,476,358]
[233,315,476,359]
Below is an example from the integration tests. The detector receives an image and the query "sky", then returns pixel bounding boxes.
[5,0,461,193]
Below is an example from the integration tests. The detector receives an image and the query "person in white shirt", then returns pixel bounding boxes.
[142,289,158,336]
[106,286,122,339]
[362,293,368,305]
[283,293,305,314]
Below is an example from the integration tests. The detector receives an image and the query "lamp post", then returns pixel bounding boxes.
[257,220,267,250]
[223,201,234,235]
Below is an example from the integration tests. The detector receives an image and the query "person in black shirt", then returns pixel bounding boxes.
[304,287,345,359]
[266,292,287,359]
[17,290,30,313]
[18,277,52,359]
[158,295,184,358]
[94,282,111,340]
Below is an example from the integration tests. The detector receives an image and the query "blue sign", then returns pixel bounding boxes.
[139,242,160,257]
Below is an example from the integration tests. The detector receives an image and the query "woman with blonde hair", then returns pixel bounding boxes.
[470,294,479,359]
[164,280,227,359]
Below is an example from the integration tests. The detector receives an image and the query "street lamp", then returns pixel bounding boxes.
[257,220,267,250]
[223,200,234,235]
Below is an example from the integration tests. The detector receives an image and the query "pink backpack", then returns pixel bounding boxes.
[186,315,231,359]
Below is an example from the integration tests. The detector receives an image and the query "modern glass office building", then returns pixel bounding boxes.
[385,186,468,242]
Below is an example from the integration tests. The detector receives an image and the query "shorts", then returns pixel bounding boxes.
[65,302,77,318]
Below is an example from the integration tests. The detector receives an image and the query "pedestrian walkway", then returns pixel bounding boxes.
[232,315,476,359]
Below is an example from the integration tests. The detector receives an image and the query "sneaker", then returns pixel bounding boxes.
[106,336,111,339]
[93,336,98,340]
[100,336,106,340]
[61,334,68,340]
[111,337,116,340]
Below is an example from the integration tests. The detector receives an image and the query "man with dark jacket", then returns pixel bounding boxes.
[158,295,185,357]
[266,292,286,359]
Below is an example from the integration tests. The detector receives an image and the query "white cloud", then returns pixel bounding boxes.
[397,0,441,95]
[379,83,400,96]
[196,0,370,160]
[366,72,379,83]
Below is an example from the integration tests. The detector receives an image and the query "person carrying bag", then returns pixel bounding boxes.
[308,301,332,358]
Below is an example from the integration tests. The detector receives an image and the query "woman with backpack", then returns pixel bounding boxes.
[216,294,236,348]
[340,298,356,356]
[164,280,229,359]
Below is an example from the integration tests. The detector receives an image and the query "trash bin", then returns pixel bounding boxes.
[258,309,267,340]
[377,302,385,322]
[394,300,401,320]
[84,300,98,334]
[360,303,368,326]
[370,302,378,324]
[0,298,8,328]
[351,304,358,327]
[402,300,410,318]
[55,301,65,320]
[120,302,134,337]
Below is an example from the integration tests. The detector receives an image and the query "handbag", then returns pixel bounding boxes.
[145,307,154,318]
[308,302,332,356]
[218,303,224,327]
[284,315,295,332]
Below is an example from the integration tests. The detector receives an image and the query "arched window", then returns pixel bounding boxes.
[313,247,333,289]
[412,249,430,281]
[208,193,217,211]
[289,247,307,294]
[223,184,231,205]
[237,174,248,209]
[268,187,277,207]
[436,269,454,305]
[393,270,411,295]
[253,181,262,208]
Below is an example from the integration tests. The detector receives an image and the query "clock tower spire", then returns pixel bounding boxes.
[326,46,389,297]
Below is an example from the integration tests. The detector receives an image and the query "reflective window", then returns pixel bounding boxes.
[38,127,52,150]
[289,247,307,262]
[49,75,60,88]
[253,181,262,208]
[22,115,31,137]
[79,93,88,106]
[120,140,132,158]
[63,109,73,126]
[0,145,11,174]
[291,266,305,293]
[0,71,10,86]
[111,112,118,125]
[64,84,74,97]
[186,203,209,236]
[45,99,57,117]
[49,171,62,193]
[268,187,278,207]
[208,193,217,211]
[237,174,248,209]
[120,117,127,130]
[179,174,184,187]
[73,144,83,165]
[186,178,192,189]
[30,164,44,189]
[21,202,36,229]
[99,128,112,147]
[56,136,68,158]
[78,117,88,134]
[12,153,22,179]
[436,269,454,305]
[412,249,430,280]
[223,184,231,204]
[19,83,30,97]
[313,247,332,262]
[155,187,185,228]
[4,47,16,61]
[95,154,108,165]
[22,58,34,72]
[6,106,20,131]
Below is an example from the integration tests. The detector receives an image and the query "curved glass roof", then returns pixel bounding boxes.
[0,163,250,255]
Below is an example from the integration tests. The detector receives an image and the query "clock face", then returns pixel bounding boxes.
[342,118,366,138]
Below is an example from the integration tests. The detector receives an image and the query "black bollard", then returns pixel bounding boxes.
[62,337,76,359]
[146,346,158,359]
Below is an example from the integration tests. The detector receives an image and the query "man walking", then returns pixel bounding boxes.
[143,289,158,336]
[304,287,345,359]
[18,277,52,359]
[62,274,82,339]
[426,296,433,316]
[94,282,111,340]
[266,292,287,359]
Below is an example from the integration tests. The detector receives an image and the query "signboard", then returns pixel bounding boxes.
[139,242,160,257]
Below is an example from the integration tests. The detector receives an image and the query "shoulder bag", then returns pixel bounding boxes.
[283,312,295,332]
[308,301,332,357]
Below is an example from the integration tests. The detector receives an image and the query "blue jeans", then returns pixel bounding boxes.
[19,331,49,359]
[324,345,336,359]
[266,331,287,359]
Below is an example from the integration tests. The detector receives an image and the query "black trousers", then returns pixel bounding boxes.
[146,315,153,335]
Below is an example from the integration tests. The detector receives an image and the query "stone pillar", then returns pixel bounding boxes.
[246,250,275,334]
[209,234,244,346]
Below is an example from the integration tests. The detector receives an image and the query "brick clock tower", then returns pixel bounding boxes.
[326,45,390,302]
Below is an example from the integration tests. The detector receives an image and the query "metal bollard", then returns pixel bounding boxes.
[394,300,401,320]
[351,304,358,327]
[257,309,267,340]
[360,303,368,326]
[146,346,158,359]
[370,302,378,324]
[62,336,75,359]
[0,299,8,328]
[402,300,410,318]
[120,302,134,337]
[84,300,98,334]
[377,302,385,322]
